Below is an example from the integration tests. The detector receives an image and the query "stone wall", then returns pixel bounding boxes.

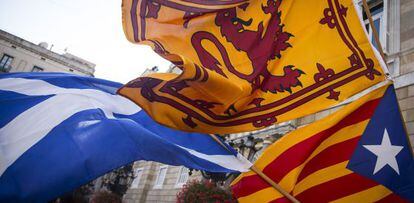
[400,0,414,56]
[124,161,202,203]
[399,0,414,147]
[397,85,414,147]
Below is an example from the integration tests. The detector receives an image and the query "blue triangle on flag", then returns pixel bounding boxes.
[348,85,414,201]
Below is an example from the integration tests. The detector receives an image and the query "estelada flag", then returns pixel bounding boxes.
[119,0,387,133]
[231,83,414,203]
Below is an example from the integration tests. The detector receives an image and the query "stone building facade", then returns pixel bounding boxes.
[396,0,414,148]
[123,0,414,202]
[0,29,95,76]
[123,65,203,203]
[123,161,202,203]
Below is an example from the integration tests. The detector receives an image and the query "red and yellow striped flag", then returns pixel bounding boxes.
[231,83,413,202]
[119,0,387,134]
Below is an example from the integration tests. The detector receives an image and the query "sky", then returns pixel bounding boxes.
[0,0,172,83]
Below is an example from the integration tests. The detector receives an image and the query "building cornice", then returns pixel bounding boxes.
[0,29,95,76]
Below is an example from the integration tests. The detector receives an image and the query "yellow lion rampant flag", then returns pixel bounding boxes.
[119,0,387,133]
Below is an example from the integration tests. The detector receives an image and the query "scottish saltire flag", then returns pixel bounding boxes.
[119,0,386,134]
[231,83,414,202]
[0,73,251,202]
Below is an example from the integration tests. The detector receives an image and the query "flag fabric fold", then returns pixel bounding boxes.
[0,73,251,202]
[119,0,387,134]
[231,83,414,203]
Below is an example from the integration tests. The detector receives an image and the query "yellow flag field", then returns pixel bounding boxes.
[119,0,387,133]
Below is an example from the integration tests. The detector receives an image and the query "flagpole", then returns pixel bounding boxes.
[250,165,300,203]
[361,0,386,63]
[208,134,300,203]
[362,0,414,156]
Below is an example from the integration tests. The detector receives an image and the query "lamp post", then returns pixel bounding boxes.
[243,135,260,161]
[101,163,135,197]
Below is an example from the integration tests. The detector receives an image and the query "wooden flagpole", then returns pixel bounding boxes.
[208,134,300,203]
[361,0,414,155]
[250,165,300,203]
[205,4,398,203]
[207,5,387,202]
[361,0,387,63]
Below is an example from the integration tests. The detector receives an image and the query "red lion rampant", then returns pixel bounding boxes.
[191,0,303,93]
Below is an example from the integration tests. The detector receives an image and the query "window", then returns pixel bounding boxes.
[175,167,189,188]
[130,168,144,189]
[32,66,44,72]
[153,165,168,189]
[0,54,14,72]
[356,0,387,52]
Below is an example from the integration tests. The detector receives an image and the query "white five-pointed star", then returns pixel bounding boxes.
[363,129,404,175]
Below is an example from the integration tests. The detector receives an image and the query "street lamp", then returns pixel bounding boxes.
[100,164,135,197]
[200,171,232,183]
[244,135,258,161]
[238,135,262,161]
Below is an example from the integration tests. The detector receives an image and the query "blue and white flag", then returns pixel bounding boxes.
[0,73,251,202]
